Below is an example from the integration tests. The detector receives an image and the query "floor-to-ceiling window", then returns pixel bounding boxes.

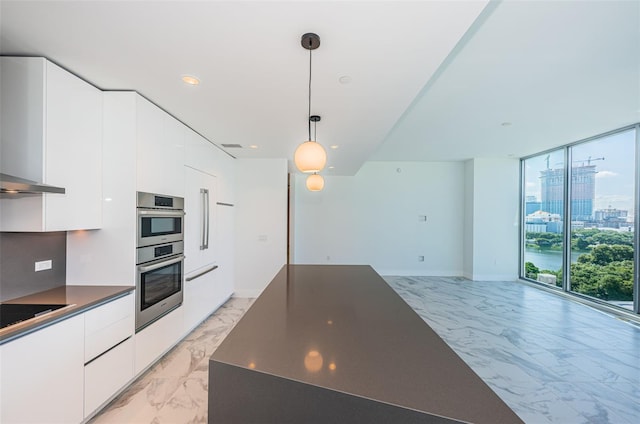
[522,149,565,287]
[520,125,639,315]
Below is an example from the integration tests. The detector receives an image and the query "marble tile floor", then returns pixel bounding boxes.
[89,297,254,424]
[386,276,640,424]
[90,278,639,424]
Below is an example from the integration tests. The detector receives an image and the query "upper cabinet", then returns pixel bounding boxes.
[184,127,235,204]
[0,57,103,231]
[136,96,185,197]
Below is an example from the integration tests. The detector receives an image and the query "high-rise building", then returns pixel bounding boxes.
[540,168,564,216]
[525,195,542,215]
[540,165,596,221]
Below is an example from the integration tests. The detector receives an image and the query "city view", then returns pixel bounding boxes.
[522,129,635,310]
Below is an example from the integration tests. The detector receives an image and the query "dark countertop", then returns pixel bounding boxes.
[212,265,522,423]
[0,285,134,344]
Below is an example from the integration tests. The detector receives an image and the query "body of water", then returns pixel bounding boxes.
[524,248,583,271]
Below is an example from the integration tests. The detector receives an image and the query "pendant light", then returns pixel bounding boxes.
[294,33,327,173]
[305,115,325,191]
[306,173,325,191]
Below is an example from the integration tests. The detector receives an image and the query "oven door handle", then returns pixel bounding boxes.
[138,209,185,217]
[138,255,185,272]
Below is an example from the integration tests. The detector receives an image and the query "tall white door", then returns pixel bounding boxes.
[184,166,217,275]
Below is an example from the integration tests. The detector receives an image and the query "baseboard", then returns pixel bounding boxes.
[233,289,262,298]
[469,274,518,281]
[376,269,464,277]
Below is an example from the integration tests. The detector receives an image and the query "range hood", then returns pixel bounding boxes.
[0,173,65,195]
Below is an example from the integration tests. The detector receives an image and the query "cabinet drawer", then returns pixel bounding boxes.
[85,293,134,362]
[84,337,134,417]
[134,305,183,375]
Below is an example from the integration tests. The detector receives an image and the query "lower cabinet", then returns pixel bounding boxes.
[134,306,184,375]
[183,266,219,332]
[85,338,134,416]
[83,293,134,419]
[0,314,85,424]
[0,293,136,424]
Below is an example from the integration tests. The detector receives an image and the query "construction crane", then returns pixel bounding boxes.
[573,156,604,167]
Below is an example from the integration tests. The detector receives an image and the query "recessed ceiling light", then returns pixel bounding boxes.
[249,145,259,149]
[330,145,339,149]
[338,75,352,84]
[501,122,512,127]
[181,75,200,86]
[328,166,335,169]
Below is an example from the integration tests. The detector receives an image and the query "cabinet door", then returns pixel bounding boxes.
[216,204,235,301]
[0,57,46,181]
[45,60,103,231]
[184,127,216,175]
[136,96,185,197]
[84,293,134,363]
[84,337,134,418]
[0,314,84,424]
[0,57,103,231]
[134,306,183,375]
[183,269,218,332]
[217,152,236,205]
[184,167,218,274]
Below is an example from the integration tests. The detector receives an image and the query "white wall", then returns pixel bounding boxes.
[292,161,465,276]
[464,158,520,280]
[233,158,288,297]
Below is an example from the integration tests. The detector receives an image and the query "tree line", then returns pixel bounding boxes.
[525,229,634,301]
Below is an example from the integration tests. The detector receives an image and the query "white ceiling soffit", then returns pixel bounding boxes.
[0,0,489,176]
[373,0,640,162]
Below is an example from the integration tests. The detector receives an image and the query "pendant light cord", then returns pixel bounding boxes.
[308,39,312,141]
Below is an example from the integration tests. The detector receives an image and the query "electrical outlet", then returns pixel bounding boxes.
[35,260,52,272]
[418,256,424,262]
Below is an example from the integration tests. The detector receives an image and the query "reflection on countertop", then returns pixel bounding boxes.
[210,264,523,423]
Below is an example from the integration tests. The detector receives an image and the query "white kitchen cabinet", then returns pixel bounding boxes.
[184,125,235,204]
[184,166,218,273]
[136,96,185,197]
[183,269,219,332]
[184,127,216,176]
[183,166,227,333]
[0,57,102,231]
[84,338,134,418]
[134,306,184,375]
[216,203,236,302]
[83,293,134,418]
[0,314,84,424]
[216,151,236,205]
[84,292,134,362]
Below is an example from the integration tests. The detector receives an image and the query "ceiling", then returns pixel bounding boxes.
[1,1,638,176]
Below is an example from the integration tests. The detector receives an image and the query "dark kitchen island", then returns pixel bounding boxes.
[209,265,523,423]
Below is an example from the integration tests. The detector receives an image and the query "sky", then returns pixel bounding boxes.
[524,127,636,219]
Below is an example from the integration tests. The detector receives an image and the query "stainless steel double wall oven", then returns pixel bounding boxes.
[136,192,185,331]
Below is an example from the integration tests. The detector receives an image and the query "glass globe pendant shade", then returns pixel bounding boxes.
[306,173,325,191]
[294,141,327,173]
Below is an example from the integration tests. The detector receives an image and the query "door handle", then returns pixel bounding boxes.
[200,188,208,250]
